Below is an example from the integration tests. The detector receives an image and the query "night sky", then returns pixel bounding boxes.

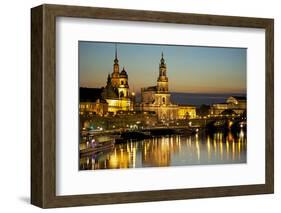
[79,41,246,94]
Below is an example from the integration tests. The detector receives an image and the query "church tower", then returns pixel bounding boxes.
[157,52,169,93]
[118,67,129,98]
[140,52,177,120]
[111,44,119,87]
[155,52,171,106]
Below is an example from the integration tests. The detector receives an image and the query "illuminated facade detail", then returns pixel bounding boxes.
[139,53,196,120]
[210,96,246,116]
[79,88,108,118]
[79,99,108,116]
[177,106,196,119]
[102,46,134,114]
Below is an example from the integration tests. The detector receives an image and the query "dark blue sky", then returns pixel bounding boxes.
[79,41,246,94]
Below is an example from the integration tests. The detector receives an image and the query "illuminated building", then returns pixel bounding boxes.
[101,46,134,114]
[79,49,196,120]
[177,105,196,119]
[210,96,246,116]
[79,100,108,116]
[139,53,196,120]
[79,88,108,116]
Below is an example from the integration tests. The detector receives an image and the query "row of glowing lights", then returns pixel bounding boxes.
[83,121,244,132]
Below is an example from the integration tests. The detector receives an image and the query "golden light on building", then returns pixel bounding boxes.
[177,106,196,119]
[138,53,197,121]
[210,96,246,116]
[97,45,134,115]
[79,100,108,117]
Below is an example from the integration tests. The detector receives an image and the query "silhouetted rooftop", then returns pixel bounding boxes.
[80,87,105,102]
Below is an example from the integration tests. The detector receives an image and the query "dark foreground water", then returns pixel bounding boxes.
[80,130,247,170]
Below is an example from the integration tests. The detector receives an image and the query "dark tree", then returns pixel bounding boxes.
[196,104,210,117]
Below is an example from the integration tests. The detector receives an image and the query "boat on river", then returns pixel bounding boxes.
[80,136,115,157]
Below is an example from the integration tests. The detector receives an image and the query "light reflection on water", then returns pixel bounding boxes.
[80,130,246,170]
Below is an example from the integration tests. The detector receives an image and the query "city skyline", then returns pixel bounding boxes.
[79,41,247,170]
[79,41,247,94]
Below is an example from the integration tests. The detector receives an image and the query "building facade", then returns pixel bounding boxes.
[210,96,246,116]
[79,48,196,121]
[79,100,108,116]
[79,88,108,116]
[177,105,197,119]
[139,53,196,121]
[101,46,134,114]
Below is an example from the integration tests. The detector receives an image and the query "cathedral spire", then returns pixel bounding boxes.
[160,52,165,65]
[158,52,168,80]
[112,44,120,86]
[114,44,118,64]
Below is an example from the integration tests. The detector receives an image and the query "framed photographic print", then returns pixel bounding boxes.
[31,4,274,208]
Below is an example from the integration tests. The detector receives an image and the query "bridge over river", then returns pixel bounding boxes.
[81,115,246,138]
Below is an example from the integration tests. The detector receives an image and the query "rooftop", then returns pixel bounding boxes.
[80,87,105,103]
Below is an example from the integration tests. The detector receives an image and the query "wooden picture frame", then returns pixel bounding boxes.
[31,4,274,208]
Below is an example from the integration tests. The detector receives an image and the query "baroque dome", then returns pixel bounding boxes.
[119,68,128,77]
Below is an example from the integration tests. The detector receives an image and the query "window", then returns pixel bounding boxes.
[162,97,165,104]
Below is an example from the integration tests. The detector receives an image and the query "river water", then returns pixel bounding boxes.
[80,130,246,170]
